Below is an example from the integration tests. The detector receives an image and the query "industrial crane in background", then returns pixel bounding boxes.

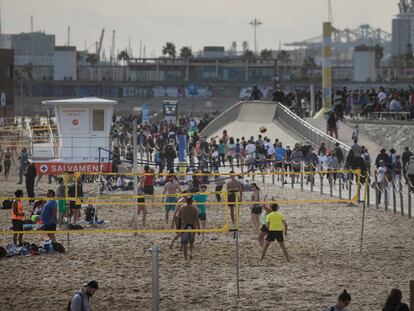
[96,28,105,61]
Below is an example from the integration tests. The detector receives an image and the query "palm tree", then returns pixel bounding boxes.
[180,46,193,59]
[302,56,318,80]
[277,50,291,79]
[260,49,272,60]
[117,50,130,62]
[241,49,256,62]
[22,63,33,80]
[162,42,176,58]
[86,53,98,66]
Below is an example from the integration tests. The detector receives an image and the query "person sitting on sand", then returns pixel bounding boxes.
[177,196,199,260]
[382,288,409,311]
[325,290,351,311]
[260,203,290,262]
[162,174,182,224]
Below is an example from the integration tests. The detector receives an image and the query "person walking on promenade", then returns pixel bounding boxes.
[382,288,410,311]
[327,111,338,139]
[260,203,290,262]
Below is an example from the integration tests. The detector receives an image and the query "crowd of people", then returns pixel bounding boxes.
[272,85,414,120]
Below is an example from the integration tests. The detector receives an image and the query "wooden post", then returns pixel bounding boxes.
[392,180,397,214]
[320,173,323,195]
[311,173,313,192]
[262,171,265,184]
[366,174,370,207]
[384,179,388,211]
[339,173,342,199]
[281,162,285,187]
[375,171,379,209]
[348,178,352,200]
[410,280,414,311]
[291,172,294,188]
[329,171,333,197]
[399,179,404,216]
[300,171,304,190]
[408,190,412,218]
[272,171,275,185]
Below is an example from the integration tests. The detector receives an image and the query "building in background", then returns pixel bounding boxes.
[0,31,55,80]
[392,0,414,56]
[54,46,77,80]
[0,49,15,117]
[354,45,376,82]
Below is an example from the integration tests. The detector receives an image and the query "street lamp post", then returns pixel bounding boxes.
[249,18,262,54]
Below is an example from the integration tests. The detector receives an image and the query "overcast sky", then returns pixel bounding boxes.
[1,0,397,56]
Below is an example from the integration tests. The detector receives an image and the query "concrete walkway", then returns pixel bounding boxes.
[306,115,383,157]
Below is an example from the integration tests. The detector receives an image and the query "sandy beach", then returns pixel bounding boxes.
[0,166,413,311]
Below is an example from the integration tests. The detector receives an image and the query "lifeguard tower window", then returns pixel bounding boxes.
[92,109,105,131]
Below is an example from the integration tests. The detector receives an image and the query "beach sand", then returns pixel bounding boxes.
[0,166,413,311]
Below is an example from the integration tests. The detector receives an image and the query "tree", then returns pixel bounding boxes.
[277,50,291,79]
[277,50,291,65]
[22,63,33,80]
[180,46,193,59]
[86,53,98,66]
[303,56,317,68]
[260,49,272,60]
[162,42,176,58]
[241,49,256,62]
[117,50,130,62]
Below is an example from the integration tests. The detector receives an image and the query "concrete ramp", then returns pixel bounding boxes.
[202,101,299,146]
[237,102,277,123]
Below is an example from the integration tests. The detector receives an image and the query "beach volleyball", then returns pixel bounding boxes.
[259,126,267,133]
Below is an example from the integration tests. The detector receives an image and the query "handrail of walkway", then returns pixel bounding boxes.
[275,102,350,155]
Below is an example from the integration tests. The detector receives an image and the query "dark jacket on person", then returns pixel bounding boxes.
[327,113,337,129]
[375,152,391,168]
[25,164,37,183]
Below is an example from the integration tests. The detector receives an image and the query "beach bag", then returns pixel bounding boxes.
[52,242,65,253]
[1,200,12,210]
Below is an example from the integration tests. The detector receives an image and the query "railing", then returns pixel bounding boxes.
[275,102,350,155]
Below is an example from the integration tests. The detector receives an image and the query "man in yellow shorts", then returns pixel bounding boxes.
[260,203,290,262]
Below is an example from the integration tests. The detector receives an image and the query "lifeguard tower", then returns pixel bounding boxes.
[32,97,116,175]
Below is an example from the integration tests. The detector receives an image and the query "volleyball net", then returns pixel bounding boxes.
[0,169,363,236]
